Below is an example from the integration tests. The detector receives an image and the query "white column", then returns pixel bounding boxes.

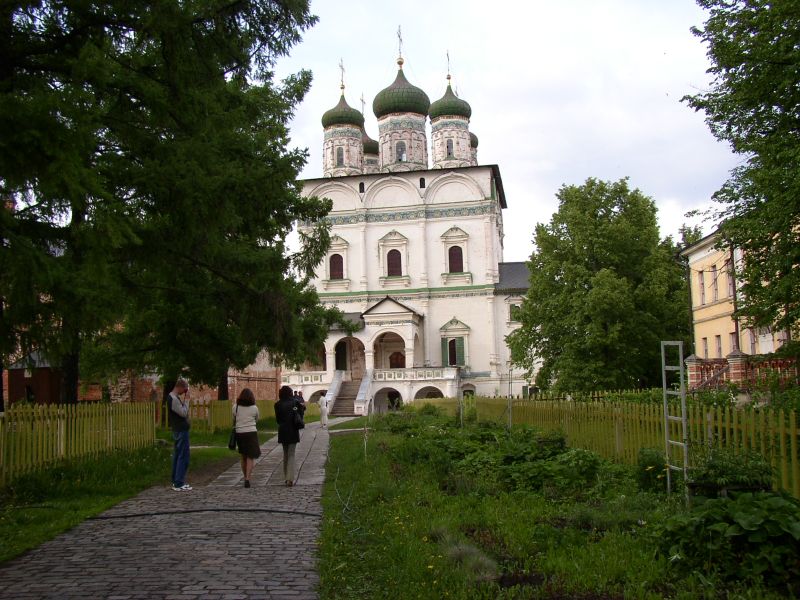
[487,296,499,376]
[365,350,375,371]
[418,220,428,287]
[359,225,367,290]
[326,349,336,380]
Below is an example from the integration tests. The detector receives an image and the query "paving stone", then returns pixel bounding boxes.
[0,418,355,600]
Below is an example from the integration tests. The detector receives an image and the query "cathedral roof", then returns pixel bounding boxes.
[373,59,430,119]
[496,262,530,292]
[321,93,365,129]
[362,130,379,155]
[470,132,479,148]
[429,81,472,120]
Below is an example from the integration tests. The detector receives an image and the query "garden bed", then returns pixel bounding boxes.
[318,407,799,599]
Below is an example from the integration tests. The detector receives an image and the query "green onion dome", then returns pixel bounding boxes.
[322,91,365,129]
[470,132,479,148]
[373,58,431,119]
[429,78,472,120]
[362,130,379,155]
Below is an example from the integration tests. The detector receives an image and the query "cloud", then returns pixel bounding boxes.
[276,0,738,261]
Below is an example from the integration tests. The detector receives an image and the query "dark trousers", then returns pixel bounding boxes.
[171,430,190,486]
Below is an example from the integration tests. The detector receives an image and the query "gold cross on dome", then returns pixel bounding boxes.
[338,58,345,90]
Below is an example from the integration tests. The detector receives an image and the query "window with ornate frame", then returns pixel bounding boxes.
[378,230,410,287]
[439,317,470,368]
[440,226,471,284]
[322,235,350,290]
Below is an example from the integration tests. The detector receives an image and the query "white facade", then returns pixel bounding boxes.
[284,59,531,409]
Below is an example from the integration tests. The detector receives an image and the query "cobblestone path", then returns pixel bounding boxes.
[0,418,354,600]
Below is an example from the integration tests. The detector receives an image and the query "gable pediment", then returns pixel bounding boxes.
[379,230,408,243]
[362,296,420,318]
[440,317,470,332]
[441,226,468,241]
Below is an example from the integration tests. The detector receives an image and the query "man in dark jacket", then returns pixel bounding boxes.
[168,378,192,491]
[275,385,304,486]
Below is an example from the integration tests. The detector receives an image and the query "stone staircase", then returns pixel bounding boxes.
[330,379,361,417]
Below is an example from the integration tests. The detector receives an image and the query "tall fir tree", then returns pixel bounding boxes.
[0,1,338,401]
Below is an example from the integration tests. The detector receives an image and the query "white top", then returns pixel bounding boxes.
[233,404,259,433]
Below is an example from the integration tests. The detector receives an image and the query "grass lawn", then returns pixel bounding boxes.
[329,416,370,430]
[0,445,236,564]
[318,410,793,599]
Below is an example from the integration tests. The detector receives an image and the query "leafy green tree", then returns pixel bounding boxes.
[508,178,691,392]
[0,1,337,402]
[685,0,800,333]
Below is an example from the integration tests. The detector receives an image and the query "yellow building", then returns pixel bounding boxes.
[680,231,788,358]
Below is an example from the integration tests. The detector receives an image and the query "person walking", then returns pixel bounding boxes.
[168,378,192,491]
[275,385,304,487]
[319,394,328,428]
[233,388,261,488]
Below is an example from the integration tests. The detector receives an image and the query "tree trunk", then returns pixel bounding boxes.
[1,359,4,413]
[162,380,175,428]
[60,351,80,404]
[217,370,229,401]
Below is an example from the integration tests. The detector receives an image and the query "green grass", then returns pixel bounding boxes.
[329,416,370,430]
[0,445,235,564]
[318,412,789,599]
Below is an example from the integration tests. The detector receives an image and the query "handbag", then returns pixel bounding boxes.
[292,401,305,430]
[228,404,238,450]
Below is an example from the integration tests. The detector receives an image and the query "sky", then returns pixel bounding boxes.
[273,0,740,263]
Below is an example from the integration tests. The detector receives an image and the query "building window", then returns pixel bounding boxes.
[448,245,463,273]
[396,141,407,162]
[387,249,402,276]
[698,271,706,305]
[702,337,709,359]
[509,304,521,322]
[711,265,719,302]
[446,139,454,158]
[730,331,738,352]
[443,337,465,366]
[358,181,365,193]
[715,335,722,358]
[329,254,343,280]
[336,147,344,167]
[419,177,425,189]
[749,329,757,355]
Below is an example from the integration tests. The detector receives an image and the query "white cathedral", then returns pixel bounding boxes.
[282,55,532,414]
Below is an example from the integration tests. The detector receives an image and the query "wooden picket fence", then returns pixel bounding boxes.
[0,402,155,486]
[480,398,800,499]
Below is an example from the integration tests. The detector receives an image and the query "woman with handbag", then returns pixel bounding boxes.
[233,388,261,488]
[274,385,305,487]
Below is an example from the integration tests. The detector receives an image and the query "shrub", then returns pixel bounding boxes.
[690,446,773,497]
[637,447,667,493]
[659,492,800,591]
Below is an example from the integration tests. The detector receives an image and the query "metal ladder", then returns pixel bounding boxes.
[661,341,688,498]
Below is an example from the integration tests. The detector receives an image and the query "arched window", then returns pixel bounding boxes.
[396,141,407,162]
[329,254,343,280]
[387,249,402,276]
[358,181,365,193]
[419,177,426,188]
[336,147,344,167]
[448,246,463,273]
[446,139,454,158]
